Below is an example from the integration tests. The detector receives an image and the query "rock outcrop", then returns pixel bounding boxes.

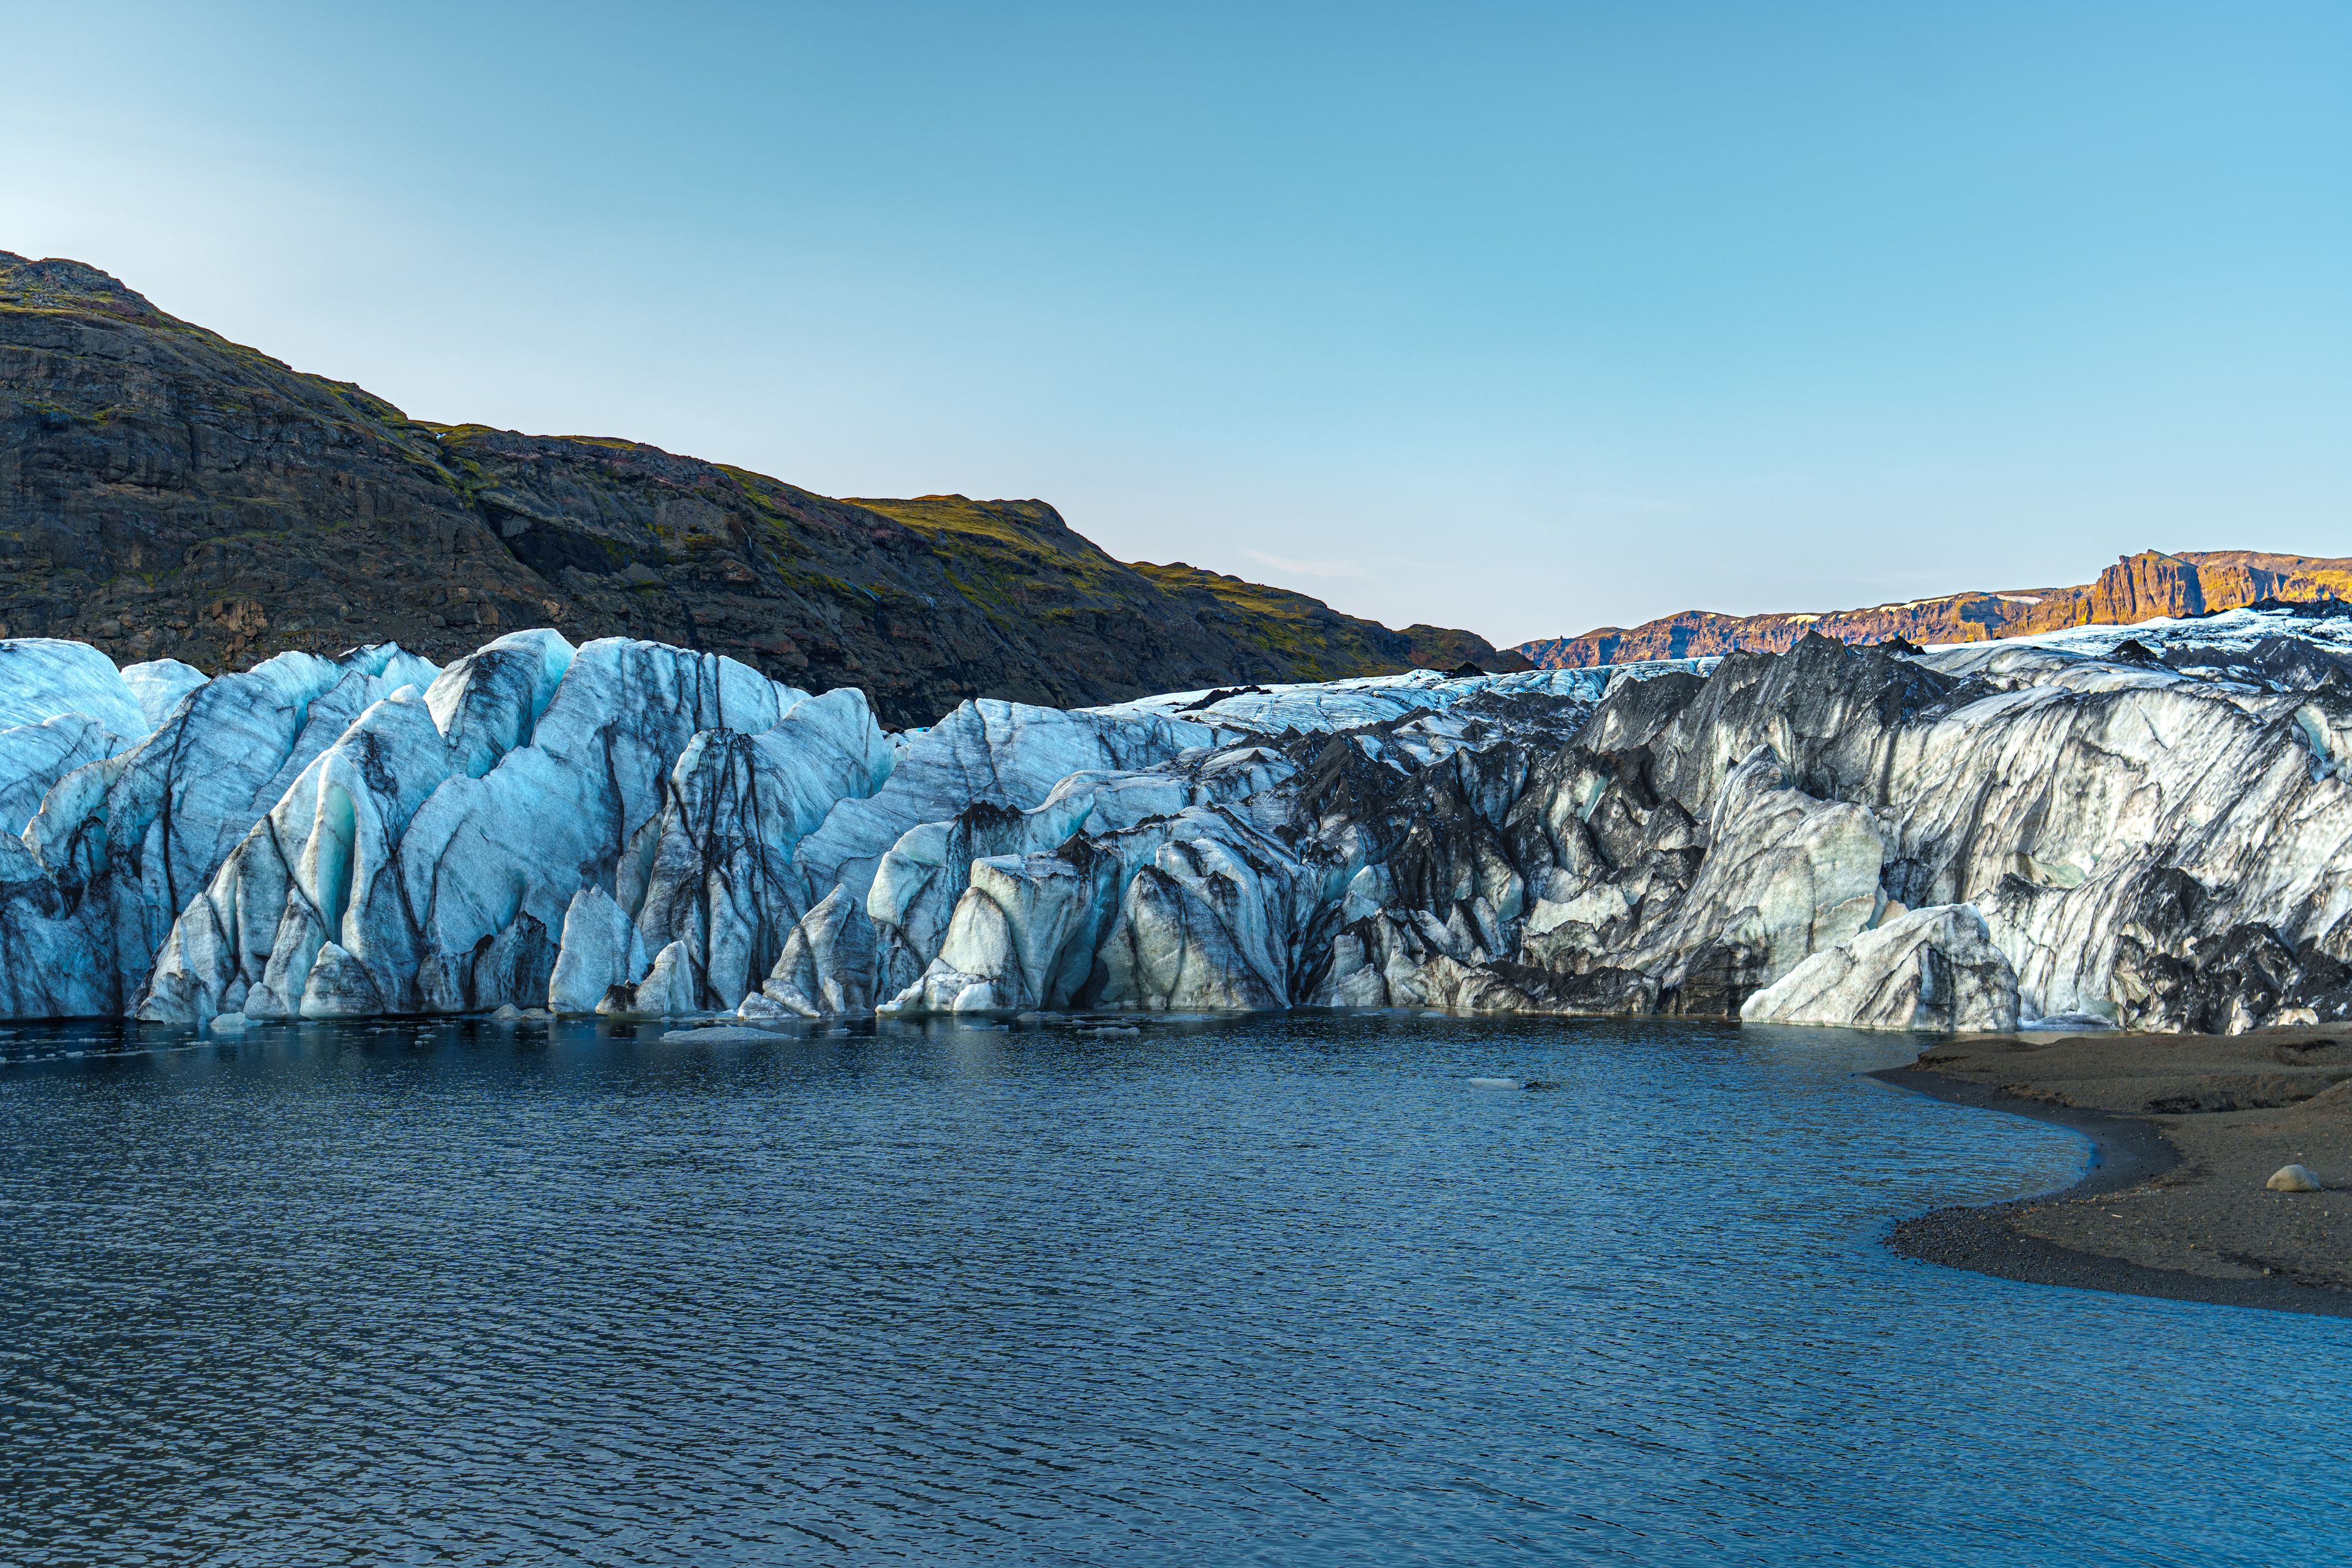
[2,606,2351,1035]
[0,252,1516,726]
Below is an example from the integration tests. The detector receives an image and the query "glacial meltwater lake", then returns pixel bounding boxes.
[1,1014,2345,1566]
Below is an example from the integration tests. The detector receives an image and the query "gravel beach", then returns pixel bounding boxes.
[1875,1027,2352,1316]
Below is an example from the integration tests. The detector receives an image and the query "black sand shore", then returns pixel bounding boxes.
[1871,1035,2352,1319]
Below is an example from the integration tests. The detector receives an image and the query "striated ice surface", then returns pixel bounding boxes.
[1,610,2351,1031]
[1092,660,1712,732]
[0,638,150,739]
[119,658,212,731]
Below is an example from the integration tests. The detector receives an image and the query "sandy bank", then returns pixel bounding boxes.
[1874,1027,2352,1317]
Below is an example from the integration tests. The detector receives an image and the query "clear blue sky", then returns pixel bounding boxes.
[5,1,2345,646]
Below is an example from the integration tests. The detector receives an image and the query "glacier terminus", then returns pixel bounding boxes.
[3,606,2352,1038]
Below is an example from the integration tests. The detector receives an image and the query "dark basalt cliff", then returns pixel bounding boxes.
[0,252,1519,726]
[1518,549,2352,669]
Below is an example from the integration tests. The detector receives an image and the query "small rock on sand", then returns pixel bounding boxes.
[2267,1164,2324,1193]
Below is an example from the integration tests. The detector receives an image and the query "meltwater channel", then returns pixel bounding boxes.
[2,1014,2346,1566]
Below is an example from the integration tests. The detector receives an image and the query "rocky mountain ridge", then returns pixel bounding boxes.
[1517,549,2352,668]
[0,251,1518,728]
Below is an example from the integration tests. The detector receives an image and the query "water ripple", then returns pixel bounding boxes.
[0,1014,2344,1564]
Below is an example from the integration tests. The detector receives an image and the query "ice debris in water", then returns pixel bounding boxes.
[659,1025,788,1044]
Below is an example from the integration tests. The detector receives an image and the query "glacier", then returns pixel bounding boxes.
[4,609,2352,1035]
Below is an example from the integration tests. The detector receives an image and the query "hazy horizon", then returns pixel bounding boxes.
[5,1,2345,646]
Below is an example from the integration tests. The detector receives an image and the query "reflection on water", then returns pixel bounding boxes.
[1,1013,2345,1565]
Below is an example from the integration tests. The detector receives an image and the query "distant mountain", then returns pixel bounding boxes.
[1515,549,2352,668]
[0,251,1522,726]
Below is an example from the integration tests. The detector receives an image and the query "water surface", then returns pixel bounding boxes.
[1,1014,2344,1565]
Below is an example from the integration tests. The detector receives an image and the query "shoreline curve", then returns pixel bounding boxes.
[1869,1065,2352,1319]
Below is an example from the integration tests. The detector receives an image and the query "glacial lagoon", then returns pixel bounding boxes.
[2,1014,2346,1565]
